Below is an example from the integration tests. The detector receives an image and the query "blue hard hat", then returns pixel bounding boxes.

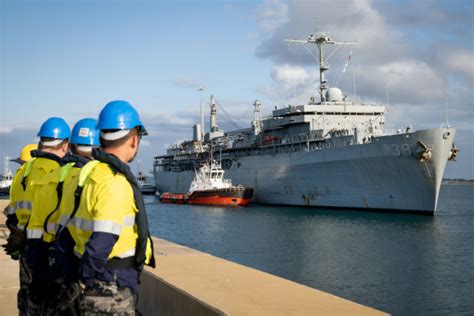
[71,118,100,146]
[37,117,71,139]
[97,100,147,135]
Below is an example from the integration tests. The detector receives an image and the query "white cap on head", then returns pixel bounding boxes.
[40,139,63,147]
[75,145,94,153]
[100,130,130,141]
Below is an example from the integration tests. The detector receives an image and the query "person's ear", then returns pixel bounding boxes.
[130,134,139,150]
[61,142,69,154]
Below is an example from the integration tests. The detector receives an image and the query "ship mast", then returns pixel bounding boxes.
[284,32,357,102]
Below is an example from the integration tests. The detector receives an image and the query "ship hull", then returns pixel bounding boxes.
[154,128,455,213]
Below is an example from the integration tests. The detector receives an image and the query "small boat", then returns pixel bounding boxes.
[139,180,157,195]
[136,160,157,195]
[160,160,253,206]
[158,192,187,204]
[0,156,13,197]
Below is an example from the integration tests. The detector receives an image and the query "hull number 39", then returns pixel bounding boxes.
[384,144,412,156]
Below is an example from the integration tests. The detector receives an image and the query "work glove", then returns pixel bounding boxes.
[10,250,20,260]
[2,226,26,258]
[1,244,20,260]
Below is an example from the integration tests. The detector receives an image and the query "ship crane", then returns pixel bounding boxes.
[284,33,357,102]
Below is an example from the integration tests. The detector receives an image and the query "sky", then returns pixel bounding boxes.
[1,0,473,179]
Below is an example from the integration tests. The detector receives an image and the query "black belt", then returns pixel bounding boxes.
[106,257,135,269]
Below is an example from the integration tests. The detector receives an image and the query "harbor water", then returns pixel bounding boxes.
[146,184,473,315]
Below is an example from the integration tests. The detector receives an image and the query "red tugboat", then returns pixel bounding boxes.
[159,160,253,206]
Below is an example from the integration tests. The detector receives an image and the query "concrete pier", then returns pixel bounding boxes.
[0,200,386,315]
[0,200,20,316]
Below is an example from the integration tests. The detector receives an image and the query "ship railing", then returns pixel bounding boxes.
[383,127,414,136]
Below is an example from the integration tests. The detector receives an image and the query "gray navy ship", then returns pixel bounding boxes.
[153,31,458,214]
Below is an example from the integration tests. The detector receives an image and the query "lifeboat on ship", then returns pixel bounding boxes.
[159,160,254,206]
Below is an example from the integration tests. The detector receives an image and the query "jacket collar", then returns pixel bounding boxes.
[31,149,63,165]
[92,148,136,184]
[61,153,91,168]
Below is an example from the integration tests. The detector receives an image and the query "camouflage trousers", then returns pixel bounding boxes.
[18,255,30,315]
[81,280,136,316]
[20,253,52,316]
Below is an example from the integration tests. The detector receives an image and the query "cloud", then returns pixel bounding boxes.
[255,0,289,33]
[0,127,13,134]
[272,64,309,84]
[440,49,474,83]
[363,59,445,104]
[0,123,37,134]
[258,64,317,104]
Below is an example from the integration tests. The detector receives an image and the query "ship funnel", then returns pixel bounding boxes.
[252,100,262,136]
[193,124,202,141]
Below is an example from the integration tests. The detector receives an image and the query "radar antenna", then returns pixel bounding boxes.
[285,29,357,102]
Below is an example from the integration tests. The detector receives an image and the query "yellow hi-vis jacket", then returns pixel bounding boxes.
[62,161,152,262]
[7,157,59,231]
[28,162,75,243]
[5,161,30,222]
[24,157,60,239]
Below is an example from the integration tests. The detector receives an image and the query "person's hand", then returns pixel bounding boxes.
[2,226,26,258]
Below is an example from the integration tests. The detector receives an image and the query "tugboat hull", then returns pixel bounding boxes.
[160,187,254,206]
[187,187,254,206]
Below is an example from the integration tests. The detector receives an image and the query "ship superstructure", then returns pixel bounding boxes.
[153,31,458,214]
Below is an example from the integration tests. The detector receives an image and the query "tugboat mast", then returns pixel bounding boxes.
[285,33,357,102]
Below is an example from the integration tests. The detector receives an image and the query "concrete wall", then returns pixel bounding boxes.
[138,269,224,316]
